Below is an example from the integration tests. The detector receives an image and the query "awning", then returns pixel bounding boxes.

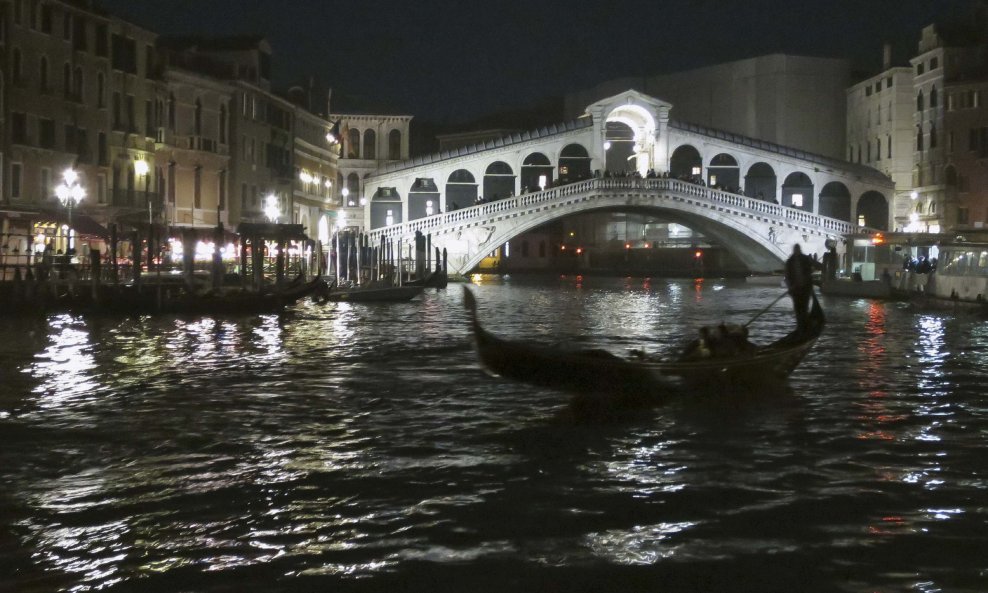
[66,213,111,240]
[5,207,110,240]
[236,222,308,241]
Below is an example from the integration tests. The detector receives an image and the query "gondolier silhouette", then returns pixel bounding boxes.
[785,244,816,333]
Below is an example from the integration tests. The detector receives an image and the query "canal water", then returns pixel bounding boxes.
[1,276,986,592]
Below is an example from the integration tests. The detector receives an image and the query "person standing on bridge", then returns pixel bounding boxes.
[785,244,817,333]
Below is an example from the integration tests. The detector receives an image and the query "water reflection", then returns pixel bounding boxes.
[31,314,100,409]
[3,281,988,592]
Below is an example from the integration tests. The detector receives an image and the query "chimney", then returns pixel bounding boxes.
[882,43,892,70]
[327,88,333,116]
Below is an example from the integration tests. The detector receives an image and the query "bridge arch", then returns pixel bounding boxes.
[670,144,702,180]
[819,181,851,221]
[521,152,553,193]
[856,191,889,230]
[408,178,440,220]
[604,103,657,175]
[744,162,777,202]
[708,153,740,190]
[484,161,515,201]
[445,169,478,211]
[782,172,814,213]
[604,121,636,174]
[370,187,403,229]
[558,143,591,183]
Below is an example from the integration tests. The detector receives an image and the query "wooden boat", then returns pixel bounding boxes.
[324,282,424,303]
[463,286,825,395]
[88,276,330,315]
[404,270,448,289]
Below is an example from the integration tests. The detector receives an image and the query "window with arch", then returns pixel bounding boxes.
[168,93,176,130]
[73,66,83,100]
[194,98,203,136]
[63,62,71,98]
[917,90,924,112]
[363,129,376,159]
[931,86,938,108]
[39,56,48,92]
[388,129,401,160]
[930,124,937,148]
[219,103,227,143]
[916,125,924,151]
[347,128,360,158]
[12,48,22,84]
[97,72,104,107]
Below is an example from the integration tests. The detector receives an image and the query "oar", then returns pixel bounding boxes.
[744,291,789,328]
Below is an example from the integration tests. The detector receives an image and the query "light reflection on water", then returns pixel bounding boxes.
[1,277,987,592]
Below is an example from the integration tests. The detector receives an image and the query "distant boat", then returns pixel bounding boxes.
[914,239,988,311]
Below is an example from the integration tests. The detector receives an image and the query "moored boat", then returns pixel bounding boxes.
[914,239,988,311]
[463,285,825,395]
[324,282,424,303]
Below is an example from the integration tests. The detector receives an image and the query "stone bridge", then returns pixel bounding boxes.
[367,177,863,275]
[343,89,891,274]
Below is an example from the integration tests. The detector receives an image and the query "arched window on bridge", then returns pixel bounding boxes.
[857,191,889,230]
[446,169,477,211]
[670,145,702,181]
[744,162,777,202]
[707,153,739,191]
[409,177,440,221]
[558,143,591,183]
[370,187,402,230]
[483,161,515,202]
[782,172,814,212]
[819,181,851,221]
[521,152,553,193]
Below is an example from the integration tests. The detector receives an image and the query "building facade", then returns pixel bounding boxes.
[846,48,914,230]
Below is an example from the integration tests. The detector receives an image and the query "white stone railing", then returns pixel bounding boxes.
[367,177,864,242]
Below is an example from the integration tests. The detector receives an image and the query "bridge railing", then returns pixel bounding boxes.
[367,177,863,241]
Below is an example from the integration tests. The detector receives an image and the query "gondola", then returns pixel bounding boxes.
[323,282,424,303]
[463,286,825,395]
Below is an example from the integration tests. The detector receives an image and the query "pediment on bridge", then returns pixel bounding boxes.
[585,89,672,120]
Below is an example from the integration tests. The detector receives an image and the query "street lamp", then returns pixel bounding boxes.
[134,159,151,224]
[342,187,352,207]
[55,168,85,251]
[264,193,280,222]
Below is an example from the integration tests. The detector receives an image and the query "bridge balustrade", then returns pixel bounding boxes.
[368,177,861,242]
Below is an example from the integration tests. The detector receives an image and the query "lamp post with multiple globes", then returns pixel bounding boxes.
[55,168,85,252]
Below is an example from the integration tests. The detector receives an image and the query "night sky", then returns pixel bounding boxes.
[101,0,975,125]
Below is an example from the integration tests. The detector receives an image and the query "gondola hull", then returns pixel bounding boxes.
[464,286,824,395]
